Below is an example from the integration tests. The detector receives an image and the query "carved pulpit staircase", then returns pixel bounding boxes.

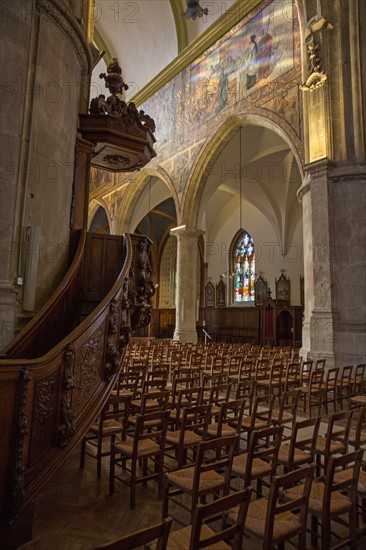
[0,59,156,549]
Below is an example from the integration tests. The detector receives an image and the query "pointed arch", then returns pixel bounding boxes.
[114,167,180,234]
[181,112,304,228]
[88,199,111,233]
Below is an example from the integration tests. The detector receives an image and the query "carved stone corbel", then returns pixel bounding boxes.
[300,16,334,91]
[5,367,30,525]
[58,343,76,448]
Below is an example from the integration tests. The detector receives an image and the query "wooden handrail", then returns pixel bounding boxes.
[0,233,135,540]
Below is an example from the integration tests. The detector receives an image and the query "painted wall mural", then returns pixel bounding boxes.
[142,0,299,157]
[188,1,294,125]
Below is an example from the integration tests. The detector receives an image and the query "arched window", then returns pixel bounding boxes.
[232,230,255,303]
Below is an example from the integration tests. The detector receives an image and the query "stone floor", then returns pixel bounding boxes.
[21,410,366,549]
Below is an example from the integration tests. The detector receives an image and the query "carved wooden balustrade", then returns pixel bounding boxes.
[0,232,155,549]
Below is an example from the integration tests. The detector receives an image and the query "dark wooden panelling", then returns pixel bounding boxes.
[82,233,124,301]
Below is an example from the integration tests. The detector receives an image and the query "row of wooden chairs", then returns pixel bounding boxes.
[95,422,365,550]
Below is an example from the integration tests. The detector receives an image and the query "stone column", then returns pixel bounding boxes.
[299,160,341,366]
[171,226,202,343]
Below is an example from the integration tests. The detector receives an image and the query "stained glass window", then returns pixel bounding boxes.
[233,230,255,302]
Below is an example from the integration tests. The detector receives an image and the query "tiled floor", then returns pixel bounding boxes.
[21,407,366,549]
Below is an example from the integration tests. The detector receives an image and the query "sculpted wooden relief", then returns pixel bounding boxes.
[74,325,104,410]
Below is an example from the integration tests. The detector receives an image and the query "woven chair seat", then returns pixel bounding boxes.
[114,438,160,458]
[315,436,346,455]
[241,416,268,429]
[232,453,272,478]
[164,524,230,550]
[228,498,301,543]
[131,398,158,409]
[89,420,122,435]
[334,468,366,494]
[271,409,293,423]
[350,395,366,406]
[165,430,202,446]
[207,423,237,438]
[348,429,366,446]
[165,466,225,494]
[128,415,162,428]
[277,444,312,466]
[285,481,352,515]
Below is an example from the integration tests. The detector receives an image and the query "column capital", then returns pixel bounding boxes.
[170,225,205,239]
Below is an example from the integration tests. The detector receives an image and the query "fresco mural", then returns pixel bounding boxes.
[142,0,296,156]
[189,1,294,124]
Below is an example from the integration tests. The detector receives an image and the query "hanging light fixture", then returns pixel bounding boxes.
[182,1,208,20]
[237,127,243,277]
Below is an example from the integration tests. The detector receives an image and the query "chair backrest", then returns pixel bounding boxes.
[189,487,252,550]
[208,383,231,406]
[133,410,170,453]
[140,390,169,414]
[179,403,212,443]
[142,379,167,394]
[174,386,203,423]
[249,393,275,430]
[323,409,353,463]
[274,388,300,426]
[192,435,239,505]
[300,360,313,384]
[284,362,299,391]
[235,379,257,412]
[101,394,131,438]
[244,425,284,487]
[349,405,366,450]
[264,464,315,549]
[315,359,326,371]
[94,517,172,550]
[216,398,247,440]
[287,416,320,470]
[323,450,363,513]
[202,373,222,390]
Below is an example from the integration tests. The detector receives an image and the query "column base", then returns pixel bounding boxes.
[173,328,198,344]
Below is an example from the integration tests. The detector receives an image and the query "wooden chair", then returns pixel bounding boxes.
[163,435,238,525]
[111,371,139,399]
[165,488,252,550]
[299,360,313,386]
[335,365,353,409]
[314,409,353,476]
[286,450,362,550]
[298,369,323,417]
[271,389,300,429]
[240,393,275,446]
[283,361,300,392]
[109,409,170,508]
[165,403,211,469]
[351,363,366,395]
[277,416,320,474]
[168,386,203,430]
[230,464,315,550]
[235,379,256,412]
[231,425,284,496]
[127,390,169,430]
[320,367,339,415]
[206,398,246,445]
[80,394,131,479]
[204,382,231,414]
[94,517,172,550]
[257,362,285,397]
